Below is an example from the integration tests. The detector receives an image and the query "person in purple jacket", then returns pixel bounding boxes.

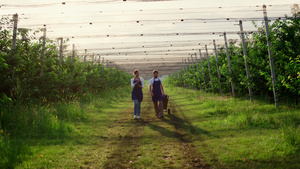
[131,69,144,119]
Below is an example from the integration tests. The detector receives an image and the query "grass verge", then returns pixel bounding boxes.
[1,86,132,168]
[164,83,300,169]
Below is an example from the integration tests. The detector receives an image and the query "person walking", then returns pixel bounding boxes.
[149,70,164,118]
[131,69,144,119]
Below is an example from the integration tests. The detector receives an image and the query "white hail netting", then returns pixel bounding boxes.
[0,0,297,76]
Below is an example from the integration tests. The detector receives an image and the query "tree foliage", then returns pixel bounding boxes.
[0,21,131,104]
[0,16,132,136]
[170,14,300,102]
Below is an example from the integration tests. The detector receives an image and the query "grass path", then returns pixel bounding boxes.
[102,92,210,168]
[17,87,210,168]
[17,85,299,168]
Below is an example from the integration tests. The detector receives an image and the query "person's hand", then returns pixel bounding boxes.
[151,92,154,97]
[162,93,165,97]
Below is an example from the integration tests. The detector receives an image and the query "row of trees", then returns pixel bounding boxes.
[0,16,132,168]
[169,14,300,105]
[0,17,132,136]
[0,19,132,104]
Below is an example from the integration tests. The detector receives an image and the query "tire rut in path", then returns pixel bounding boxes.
[102,95,153,169]
[162,100,211,169]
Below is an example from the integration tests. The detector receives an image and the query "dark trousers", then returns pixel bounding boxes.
[153,100,163,116]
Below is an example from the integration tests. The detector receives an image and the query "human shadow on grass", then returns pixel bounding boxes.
[146,122,189,142]
[162,114,218,139]
[145,114,217,143]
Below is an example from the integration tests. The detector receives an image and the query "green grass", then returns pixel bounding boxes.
[2,82,299,168]
[1,86,133,168]
[164,84,300,169]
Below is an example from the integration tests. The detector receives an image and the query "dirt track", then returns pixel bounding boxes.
[101,93,210,169]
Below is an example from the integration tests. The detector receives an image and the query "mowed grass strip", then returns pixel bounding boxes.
[164,84,300,169]
[100,89,211,168]
[16,86,210,168]
[125,91,210,169]
[102,92,153,169]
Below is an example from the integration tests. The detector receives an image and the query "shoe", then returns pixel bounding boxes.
[137,116,140,119]
[134,115,136,119]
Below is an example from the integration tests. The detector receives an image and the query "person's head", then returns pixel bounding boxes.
[152,70,158,78]
[133,69,139,77]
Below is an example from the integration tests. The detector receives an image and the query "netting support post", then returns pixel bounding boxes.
[205,45,214,89]
[83,49,87,77]
[72,44,75,64]
[199,49,207,90]
[263,5,279,109]
[40,26,46,78]
[10,13,18,78]
[194,52,201,90]
[213,40,223,96]
[239,20,253,103]
[190,55,196,89]
[224,32,235,97]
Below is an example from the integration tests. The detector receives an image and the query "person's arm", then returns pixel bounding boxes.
[140,78,144,88]
[160,78,164,96]
[137,78,144,89]
[131,79,135,88]
[149,79,154,96]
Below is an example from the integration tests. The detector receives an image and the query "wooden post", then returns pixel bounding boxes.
[59,38,63,66]
[182,63,186,87]
[188,57,194,89]
[186,59,190,89]
[224,32,235,97]
[183,64,186,88]
[239,20,253,102]
[83,49,87,76]
[191,55,197,89]
[98,55,101,66]
[90,53,95,84]
[194,52,202,90]
[205,45,214,89]
[213,40,223,96]
[72,44,75,64]
[185,59,190,89]
[182,58,186,88]
[10,13,18,78]
[97,55,101,70]
[263,5,279,109]
[40,27,46,78]
[199,49,207,90]
[91,53,94,70]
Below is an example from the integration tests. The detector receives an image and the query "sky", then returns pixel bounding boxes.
[0,0,299,68]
